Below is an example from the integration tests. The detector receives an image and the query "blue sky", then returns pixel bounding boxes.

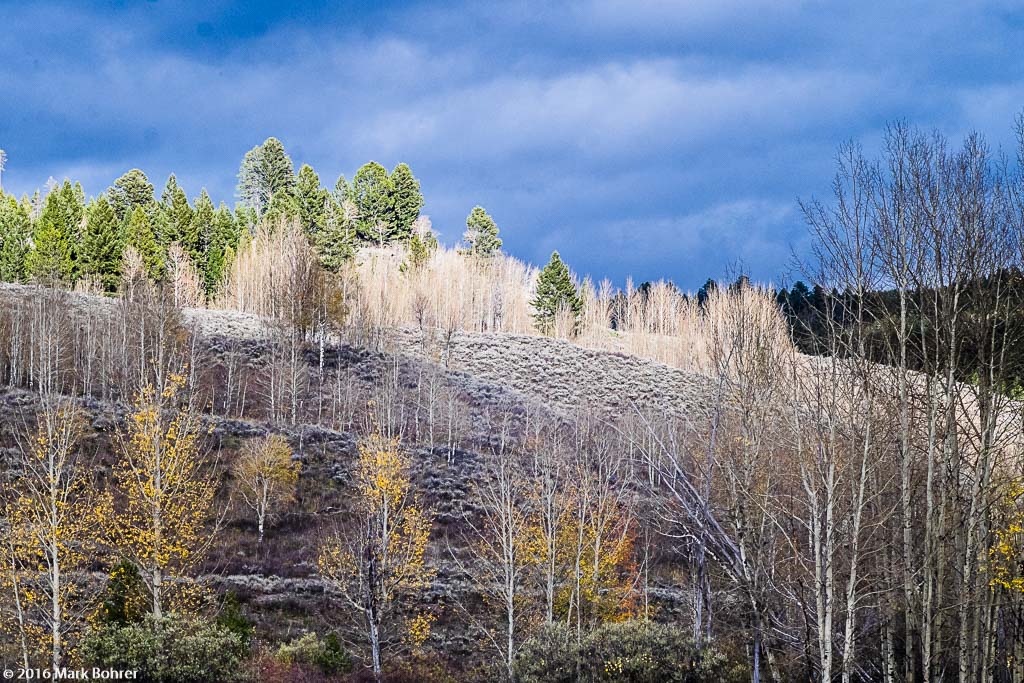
[2,0,1023,288]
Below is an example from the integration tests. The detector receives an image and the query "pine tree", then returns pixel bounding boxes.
[531,251,583,334]
[81,196,123,292]
[462,206,502,257]
[0,193,30,282]
[389,163,423,241]
[109,169,155,222]
[351,161,394,244]
[125,206,163,280]
[314,198,356,273]
[237,137,295,217]
[296,164,329,235]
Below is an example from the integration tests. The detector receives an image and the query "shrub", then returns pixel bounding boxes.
[275,631,353,676]
[515,620,744,683]
[216,591,255,648]
[80,613,247,683]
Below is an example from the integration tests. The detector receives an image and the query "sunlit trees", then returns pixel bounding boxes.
[108,169,154,223]
[233,434,300,544]
[106,375,217,618]
[81,196,123,291]
[0,193,30,282]
[462,206,501,258]
[0,402,103,669]
[124,206,163,281]
[296,163,329,235]
[237,137,295,218]
[318,433,435,679]
[27,181,83,282]
[351,161,394,245]
[389,163,423,240]
[314,198,356,272]
[532,251,582,334]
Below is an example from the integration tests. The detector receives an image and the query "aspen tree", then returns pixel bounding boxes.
[107,374,216,618]
[318,433,434,680]
[233,434,300,543]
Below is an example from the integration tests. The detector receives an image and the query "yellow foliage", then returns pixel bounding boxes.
[318,433,436,665]
[989,480,1024,593]
[105,375,216,616]
[0,403,105,666]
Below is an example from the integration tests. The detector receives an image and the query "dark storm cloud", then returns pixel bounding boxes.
[2,0,1023,287]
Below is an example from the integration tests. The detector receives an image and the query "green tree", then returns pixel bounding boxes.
[109,169,155,222]
[0,193,31,282]
[314,198,356,273]
[125,206,163,280]
[237,137,295,217]
[389,162,423,240]
[158,175,197,258]
[296,164,329,235]
[27,182,82,282]
[350,161,394,244]
[263,188,300,229]
[531,251,583,334]
[191,190,215,263]
[204,204,238,296]
[462,205,502,257]
[81,196,123,291]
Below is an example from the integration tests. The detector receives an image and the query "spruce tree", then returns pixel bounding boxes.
[158,175,196,257]
[237,137,296,217]
[263,189,300,229]
[125,205,163,280]
[109,169,155,222]
[314,198,356,273]
[389,163,423,241]
[351,161,393,244]
[27,182,80,282]
[81,196,123,292]
[296,164,329,235]
[192,190,215,263]
[531,251,583,334]
[204,204,238,296]
[0,193,30,282]
[462,206,501,257]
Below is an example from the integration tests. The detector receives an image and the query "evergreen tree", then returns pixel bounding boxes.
[350,161,393,244]
[158,175,196,257]
[27,182,81,282]
[296,164,329,235]
[531,251,583,334]
[263,188,300,229]
[389,163,422,241]
[204,204,238,296]
[109,169,155,222]
[125,205,162,280]
[192,190,215,262]
[81,196,123,292]
[0,193,30,282]
[314,198,356,273]
[404,231,432,271]
[335,175,352,203]
[462,206,502,257]
[236,137,295,217]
